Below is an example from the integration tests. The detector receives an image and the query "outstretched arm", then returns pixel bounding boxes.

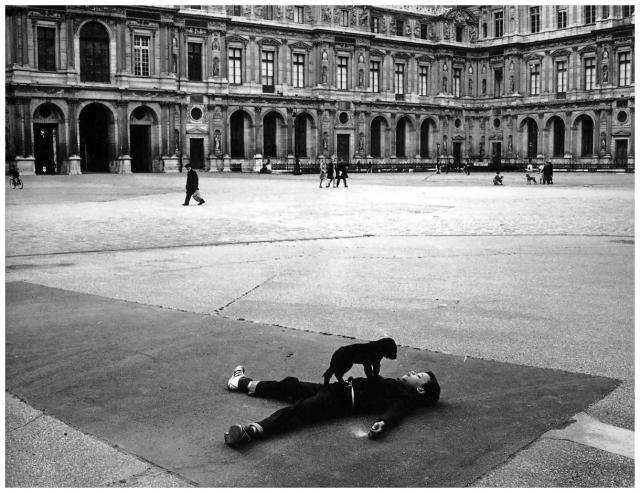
[368,399,412,439]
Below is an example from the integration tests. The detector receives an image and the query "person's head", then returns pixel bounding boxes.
[399,370,440,406]
[185,164,192,171]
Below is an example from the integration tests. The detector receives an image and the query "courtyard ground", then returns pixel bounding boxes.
[5,170,635,487]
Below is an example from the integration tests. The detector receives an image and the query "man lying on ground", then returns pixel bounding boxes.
[223,365,440,445]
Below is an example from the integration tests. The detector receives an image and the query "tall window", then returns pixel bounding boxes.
[371,17,379,33]
[556,60,567,93]
[394,63,405,94]
[228,47,242,84]
[418,65,429,95]
[187,42,202,81]
[453,68,461,96]
[293,53,305,88]
[530,7,540,33]
[622,6,634,17]
[618,52,631,86]
[37,26,56,71]
[261,51,274,86]
[134,35,150,76]
[482,23,487,37]
[420,24,428,39]
[369,60,380,93]
[556,7,567,28]
[529,63,540,95]
[80,21,110,83]
[494,11,504,37]
[337,56,348,90]
[264,6,273,20]
[233,6,241,16]
[340,10,349,27]
[584,6,596,24]
[396,20,404,36]
[584,57,595,90]
[294,6,304,24]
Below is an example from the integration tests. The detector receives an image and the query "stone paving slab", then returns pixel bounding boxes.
[6,282,620,487]
[5,394,193,488]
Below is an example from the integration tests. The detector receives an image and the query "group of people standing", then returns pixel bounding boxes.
[526,162,554,184]
[319,159,349,188]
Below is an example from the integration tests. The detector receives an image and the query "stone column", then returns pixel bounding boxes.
[115,102,131,173]
[162,103,180,172]
[62,99,81,174]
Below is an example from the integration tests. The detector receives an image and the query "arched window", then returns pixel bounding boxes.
[80,22,110,83]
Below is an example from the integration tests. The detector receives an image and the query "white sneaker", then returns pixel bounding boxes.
[227,365,246,390]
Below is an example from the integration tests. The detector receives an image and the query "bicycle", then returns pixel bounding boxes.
[9,176,23,189]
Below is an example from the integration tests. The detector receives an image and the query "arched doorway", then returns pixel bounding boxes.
[575,115,594,157]
[80,21,110,83]
[263,111,284,158]
[396,117,412,158]
[79,103,114,172]
[420,119,436,158]
[33,103,63,174]
[550,116,565,157]
[370,116,387,158]
[129,105,156,172]
[230,110,251,158]
[294,113,313,158]
[521,117,538,159]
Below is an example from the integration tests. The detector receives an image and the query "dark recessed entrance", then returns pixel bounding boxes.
[33,123,58,174]
[130,126,151,172]
[337,134,350,163]
[79,103,112,172]
[189,138,204,169]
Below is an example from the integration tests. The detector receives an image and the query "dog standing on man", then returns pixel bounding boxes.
[323,337,398,386]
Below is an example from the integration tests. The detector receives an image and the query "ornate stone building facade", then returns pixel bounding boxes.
[5,5,635,174]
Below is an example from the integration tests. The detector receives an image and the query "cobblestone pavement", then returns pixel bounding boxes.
[5,172,634,257]
[5,171,635,486]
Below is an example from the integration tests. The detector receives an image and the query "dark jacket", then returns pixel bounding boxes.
[338,162,349,179]
[352,377,418,429]
[185,169,199,192]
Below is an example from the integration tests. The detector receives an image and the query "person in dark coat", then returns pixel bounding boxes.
[325,160,335,188]
[223,365,440,445]
[182,164,205,206]
[336,161,349,187]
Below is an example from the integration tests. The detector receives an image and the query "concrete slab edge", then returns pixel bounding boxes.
[543,412,634,459]
[5,392,196,488]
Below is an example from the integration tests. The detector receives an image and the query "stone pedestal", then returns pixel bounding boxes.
[162,155,180,172]
[223,154,231,172]
[61,155,82,175]
[14,156,36,175]
[115,155,132,174]
[253,153,263,172]
[207,155,219,172]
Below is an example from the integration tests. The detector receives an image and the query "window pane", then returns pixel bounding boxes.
[37,27,56,71]
[228,48,242,84]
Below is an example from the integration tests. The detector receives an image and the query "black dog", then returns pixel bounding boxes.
[526,173,537,184]
[323,338,398,386]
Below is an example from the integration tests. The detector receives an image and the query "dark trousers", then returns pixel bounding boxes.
[336,175,348,187]
[253,377,352,437]
[184,190,200,205]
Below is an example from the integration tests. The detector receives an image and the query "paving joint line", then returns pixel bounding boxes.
[5,232,633,259]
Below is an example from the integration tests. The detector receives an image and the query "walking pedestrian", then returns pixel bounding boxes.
[182,164,205,206]
[326,160,335,188]
[336,161,349,187]
[319,159,327,188]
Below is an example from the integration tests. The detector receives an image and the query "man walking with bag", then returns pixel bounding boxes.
[182,164,205,206]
